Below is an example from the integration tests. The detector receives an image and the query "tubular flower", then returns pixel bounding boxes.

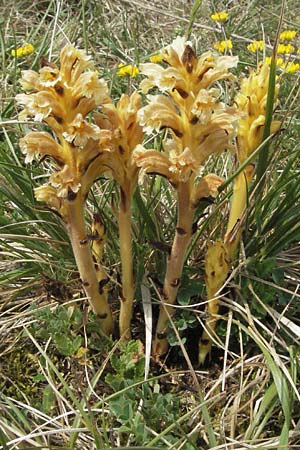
[213,40,233,53]
[211,11,228,22]
[247,40,264,53]
[279,30,297,41]
[17,44,115,335]
[135,37,239,356]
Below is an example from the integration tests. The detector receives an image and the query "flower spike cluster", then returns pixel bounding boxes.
[17,46,112,202]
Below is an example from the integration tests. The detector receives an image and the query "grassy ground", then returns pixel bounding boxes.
[0,0,300,449]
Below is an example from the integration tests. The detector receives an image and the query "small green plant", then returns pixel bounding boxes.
[28,305,84,356]
[105,340,182,447]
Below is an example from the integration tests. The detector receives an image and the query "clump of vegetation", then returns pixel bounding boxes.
[0,0,300,449]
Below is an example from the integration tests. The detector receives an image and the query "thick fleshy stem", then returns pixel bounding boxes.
[153,180,194,356]
[65,192,114,335]
[118,183,135,340]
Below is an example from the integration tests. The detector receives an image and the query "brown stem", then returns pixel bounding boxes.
[65,192,113,335]
[118,184,135,340]
[153,180,194,356]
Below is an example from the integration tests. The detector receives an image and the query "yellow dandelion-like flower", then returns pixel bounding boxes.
[265,56,284,67]
[11,43,34,58]
[247,40,264,53]
[213,40,232,53]
[117,63,139,78]
[277,43,295,54]
[279,30,297,41]
[280,61,300,73]
[211,11,228,22]
[149,53,164,63]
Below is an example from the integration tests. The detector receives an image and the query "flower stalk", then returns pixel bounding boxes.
[95,92,144,339]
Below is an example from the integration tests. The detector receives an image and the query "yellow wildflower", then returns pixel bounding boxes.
[277,43,295,54]
[265,56,284,67]
[117,63,139,78]
[211,11,228,22]
[279,30,297,41]
[11,43,34,58]
[149,53,164,63]
[280,61,300,73]
[247,40,264,53]
[213,40,232,53]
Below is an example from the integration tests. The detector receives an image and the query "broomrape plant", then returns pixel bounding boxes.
[15,37,280,362]
[17,44,143,338]
[134,36,241,356]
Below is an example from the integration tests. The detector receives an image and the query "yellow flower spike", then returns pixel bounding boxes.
[279,30,297,41]
[137,37,240,357]
[211,11,229,22]
[18,44,114,336]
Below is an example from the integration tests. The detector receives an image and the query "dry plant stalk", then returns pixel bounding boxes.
[198,63,280,364]
[134,37,240,356]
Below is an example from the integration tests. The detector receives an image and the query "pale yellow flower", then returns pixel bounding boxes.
[213,40,233,53]
[211,11,228,22]
[34,185,63,211]
[137,37,240,183]
[140,37,237,99]
[62,113,101,147]
[50,165,81,198]
[19,131,64,164]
